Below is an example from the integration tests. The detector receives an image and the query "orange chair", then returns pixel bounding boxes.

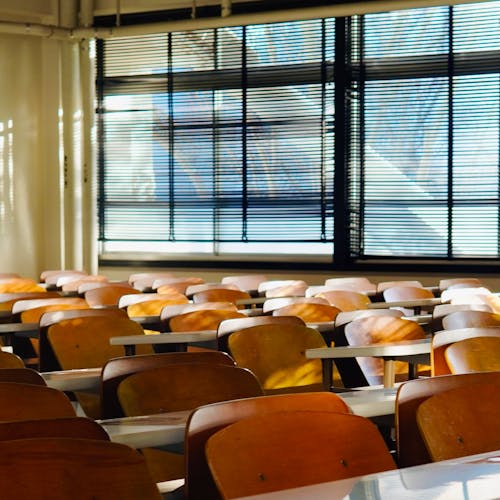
[266,297,341,323]
[395,371,500,468]
[0,368,46,385]
[84,284,139,308]
[0,437,162,500]
[441,309,500,330]
[0,278,45,293]
[345,315,427,385]
[444,336,500,374]
[206,411,396,499]
[185,392,350,500]
[315,289,371,311]
[0,351,25,368]
[192,288,252,309]
[324,276,376,294]
[416,383,500,461]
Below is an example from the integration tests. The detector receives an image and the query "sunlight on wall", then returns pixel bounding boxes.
[0,119,14,230]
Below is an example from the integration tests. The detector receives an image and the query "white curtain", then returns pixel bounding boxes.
[0,33,96,280]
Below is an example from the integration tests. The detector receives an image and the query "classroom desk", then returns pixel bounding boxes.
[96,389,396,449]
[234,450,500,500]
[41,368,101,393]
[306,338,431,389]
[367,297,443,315]
[0,322,38,345]
[110,330,218,355]
[97,410,190,449]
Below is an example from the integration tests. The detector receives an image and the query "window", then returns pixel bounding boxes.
[97,1,500,267]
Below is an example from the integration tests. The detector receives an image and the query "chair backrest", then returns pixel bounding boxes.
[0,351,25,368]
[377,280,423,293]
[257,280,308,295]
[0,382,76,421]
[0,291,62,312]
[220,274,267,292]
[263,281,309,298]
[438,277,482,291]
[0,438,162,500]
[60,275,109,293]
[0,417,110,442]
[334,308,404,328]
[344,315,426,385]
[117,363,263,416]
[185,392,350,500]
[168,309,246,332]
[324,276,377,293]
[120,293,189,318]
[153,276,206,294]
[185,283,239,298]
[40,269,87,283]
[84,284,139,307]
[431,327,500,375]
[217,315,305,351]
[263,296,329,314]
[227,324,327,392]
[101,351,236,418]
[441,309,500,330]
[160,301,238,322]
[0,368,46,385]
[205,411,396,499]
[444,336,500,373]
[18,301,90,323]
[395,371,500,467]
[416,383,500,461]
[0,278,45,293]
[431,303,492,332]
[440,286,492,305]
[271,301,341,323]
[11,297,88,316]
[314,289,371,311]
[192,288,252,308]
[128,272,174,286]
[382,285,434,302]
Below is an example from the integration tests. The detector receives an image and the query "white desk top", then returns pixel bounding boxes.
[338,387,396,418]
[97,410,190,449]
[41,368,101,393]
[306,338,431,360]
[368,297,443,310]
[234,450,500,500]
[109,330,217,346]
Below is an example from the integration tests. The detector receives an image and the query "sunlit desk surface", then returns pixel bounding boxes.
[97,410,190,449]
[110,330,218,355]
[234,450,500,500]
[306,339,431,389]
[41,368,101,393]
[368,297,443,314]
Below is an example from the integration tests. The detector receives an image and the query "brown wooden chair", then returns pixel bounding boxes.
[84,284,139,308]
[0,437,162,500]
[0,416,110,442]
[431,327,500,376]
[441,309,500,330]
[118,292,189,318]
[100,351,236,419]
[324,276,376,294]
[192,288,252,309]
[185,283,240,298]
[0,382,76,421]
[261,280,308,298]
[395,371,500,468]
[0,291,62,313]
[444,336,500,373]
[416,383,500,461]
[314,289,371,311]
[344,315,427,385]
[438,277,482,291]
[228,323,333,394]
[0,350,25,368]
[12,297,89,323]
[266,297,341,323]
[377,280,423,293]
[220,274,267,294]
[117,363,263,483]
[185,392,350,500]
[440,286,492,305]
[153,276,206,295]
[0,278,45,293]
[47,315,152,418]
[168,308,247,333]
[0,368,46,385]
[60,275,109,293]
[430,303,492,332]
[44,271,89,290]
[206,411,396,499]
[40,269,87,284]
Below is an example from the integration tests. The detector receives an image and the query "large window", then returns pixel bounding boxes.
[97,1,500,267]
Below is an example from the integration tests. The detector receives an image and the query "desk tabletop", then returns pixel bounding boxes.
[234,450,500,500]
[306,338,431,359]
[41,368,101,393]
[109,330,217,346]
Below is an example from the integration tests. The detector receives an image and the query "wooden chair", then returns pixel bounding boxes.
[377,280,423,293]
[206,411,396,499]
[118,292,189,317]
[128,271,174,287]
[185,392,351,500]
[344,315,427,385]
[0,416,110,442]
[47,315,152,418]
[0,368,46,385]
[440,286,492,305]
[431,327,500,376]
[227,323,332,394]
[441,309,500,330]
[84,284,139,308]
[0,437,162,500]
[153,276,206,294]
[0,278,45,293]
[324,276,377,294]
[117,363,263,483]
[192,288,252,309]
[0,382,76,421]
[220,274,267,294]
[40,269,87,283]
[38,308,129,371]
[60,275,109,293]
[12,297,89,323]
[395,371,500,467]
[185,283,239,298]
[0,291,61,313]
[0,350,25,368]
[438,277,482,291]
[168,308,246,334]
[261,280,308,298]
[266,297,341,323]
[217,315,305,352]
[100,351,236,418]
[44,271,89,290]
[314,289,371,311]
[430,303,492,332]
[416,383,500,461]
[382,285,435,316]
[444,336,500,373]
